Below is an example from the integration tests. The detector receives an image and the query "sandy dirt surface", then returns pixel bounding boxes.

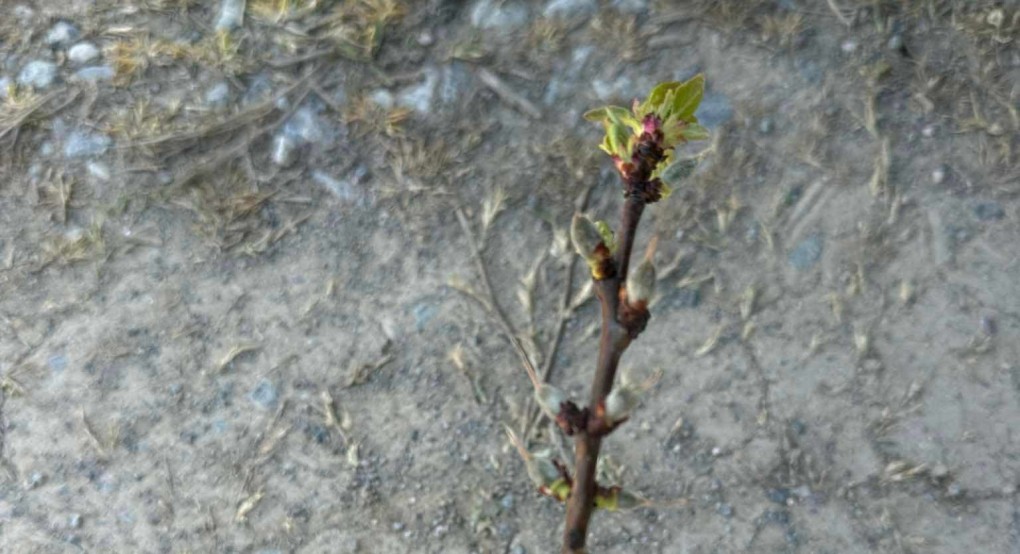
[1,1,1018,553]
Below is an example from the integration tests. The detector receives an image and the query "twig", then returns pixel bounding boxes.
[562,193,649,553]
[477,68,542,120]
[826,0,853,28]
[454,206,538,373]
[522,185,595,439]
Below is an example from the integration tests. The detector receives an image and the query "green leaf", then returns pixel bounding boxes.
[660,158,698,187]
[639,81,682,116]
[681,123,710,141]
[583,107,610,122]
[670,74,705,121]
[605,106,641,133]
[607,122,631,159]
[594,220,616,252]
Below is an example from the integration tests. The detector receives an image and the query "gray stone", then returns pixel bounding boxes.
[47,354,68,373]
[499,493,515,509]
[242,73,274,105]
[470,0,528,30]
[205,81,231,108]
[369,89,394,109]
[439,63,471,105]
[611,0,648,13]
[68,513,82,528]
[544,0,597,19]
[64,130,111,158]
[271,134,297,167]
[397,68,437,114]
[413,304,437,332]
[14,5,34,25]
[794,58,823,84]
[17,61,58,89]
[282,106,324,144]
[696,91,733,129]
[215,0,246,31]
[46,21,79,47]
[312,169,362,204]
[249,379,278,410]
[788,233,823,270]
[68,42,100,64]
[72,65,115,82]
[87,161,111,181]
[974,202,1004,221]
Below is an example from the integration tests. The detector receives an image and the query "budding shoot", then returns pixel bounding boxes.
[505,426,561,488]
[571,213,613,279]
[570,213,601,258]
[625,236,658,307]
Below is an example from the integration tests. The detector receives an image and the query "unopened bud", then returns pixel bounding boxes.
[614,488,648,510]
[527,455,561,488]
[626,259,656,306]
[604,386,640,423]
[506,426,562,488]
[570,213,603,261]
[535,384,567,419]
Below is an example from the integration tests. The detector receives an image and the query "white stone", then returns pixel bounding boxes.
[68,42,100,64]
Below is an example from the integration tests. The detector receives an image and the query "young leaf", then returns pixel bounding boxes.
[583,107,610,122]
[594,221,615,253]
[670,74,705,121]
[681,123,710,141]
[640,81,682,116]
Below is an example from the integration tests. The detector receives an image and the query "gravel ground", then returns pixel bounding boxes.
[1,1,1018,553]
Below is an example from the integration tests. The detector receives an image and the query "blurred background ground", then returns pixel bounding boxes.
[0,1,1018,552]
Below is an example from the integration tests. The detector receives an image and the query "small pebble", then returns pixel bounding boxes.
[470,0,529,30]
[215,0,246,31]
[205,82,231,108]
[611,0,648,14]
[767,487,790,505]
[249,379,279,410]
[64,130,111,158]
[28,471,45,489]
[788,233,823,270]
[46,21,80,47]
[312,170,359,203]
[758,117,774,134]
[841,39,857,53]
[48,354,68,372]
[931,166,946,185]
[369,89,394,109]
[397,69,438,114]
[72,65,115,83]
[973,202,1004,221]
[544,0,597,19]
[510,545,527,554]
[87,161,111,181]
[271,134,297,167]
[17,61,58,89]
[68,42,100,64]
[921,124,936,138]
[716,503,734,518]
[68,513,82,528]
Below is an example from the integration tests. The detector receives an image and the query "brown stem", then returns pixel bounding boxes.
[562,194,647,553]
